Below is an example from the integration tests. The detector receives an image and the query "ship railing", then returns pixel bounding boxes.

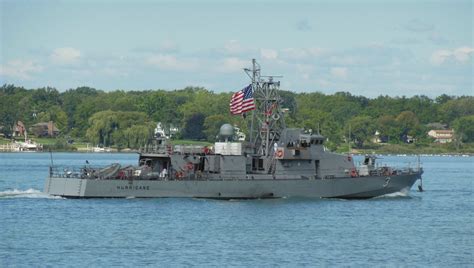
[173,145,205,154]
[50,166,126,180]
[387,160,422,175]
[50,166,89,179]
[355,164,420,177]
[139,144,169,154]
[356,158,422,176]
[50,166,196,181]
[139,144,206,155]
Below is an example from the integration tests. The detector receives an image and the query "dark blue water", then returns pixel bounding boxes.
[1,153,472,266]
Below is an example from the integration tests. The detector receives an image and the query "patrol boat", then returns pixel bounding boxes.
[44,59,423,199]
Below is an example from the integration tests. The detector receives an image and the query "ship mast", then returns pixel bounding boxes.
[244,59,286,157]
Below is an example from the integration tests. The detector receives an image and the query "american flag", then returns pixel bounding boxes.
[230,84,255,115]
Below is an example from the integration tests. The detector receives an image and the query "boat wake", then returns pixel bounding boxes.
[0,188,63,199]
[375,187,411,199]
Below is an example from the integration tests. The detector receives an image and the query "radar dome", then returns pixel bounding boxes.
[219,124,234,138]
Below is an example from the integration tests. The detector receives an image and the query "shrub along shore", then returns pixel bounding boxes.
[1,85,473,153]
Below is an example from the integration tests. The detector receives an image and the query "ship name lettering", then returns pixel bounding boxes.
[116,185,150,190]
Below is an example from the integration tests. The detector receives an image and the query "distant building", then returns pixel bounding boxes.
[30,121,60,137]
[428,129,454,143]
[154,122,167,138]
[372,131,388,144]
[234,125,246,141]
[12,121,26,137]
[405,135,416,144]
[154,122,179,139]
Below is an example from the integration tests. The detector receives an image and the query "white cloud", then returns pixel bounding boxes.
[0,59,43,79]
[50,47,81,65]
[260,48,278,60]
[430,47,473,65]
[146,54,198,71]
[223,40,248,55]
[219,57,248,73]
[453,47,474,62]
[430,50,452,65]
[330,67,348,79]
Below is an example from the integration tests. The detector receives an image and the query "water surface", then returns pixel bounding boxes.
[1,153,472,266]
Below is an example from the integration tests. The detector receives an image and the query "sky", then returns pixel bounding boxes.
[0,0,473,97]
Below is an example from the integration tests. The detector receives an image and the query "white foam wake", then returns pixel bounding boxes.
[376,187,411,198]
[0,188,63,199]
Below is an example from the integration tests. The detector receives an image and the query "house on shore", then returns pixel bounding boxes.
[30,121,60,137]
[428,129,454,143]
[372,131,388,144]
[12,121,26,137]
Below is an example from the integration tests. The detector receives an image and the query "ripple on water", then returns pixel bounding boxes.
[0,153,473,266]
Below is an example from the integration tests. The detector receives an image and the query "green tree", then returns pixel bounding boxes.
[346,116,375,148]
[203,114,230,141]
[396,111,420,140]
[61,87,100,134]
[86,110,152,148]
[453,115,474,143]
[376,115,399,143]
[36,105,68,131]
[435,94,453,105]
[182,113,206,140]
[122,124,155,148]
[439,97,474,124]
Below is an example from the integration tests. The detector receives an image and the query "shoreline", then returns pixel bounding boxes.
[2,139,473,155]
[0,150,471,157]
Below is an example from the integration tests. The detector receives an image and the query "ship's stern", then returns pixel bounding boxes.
[44,176,85,197]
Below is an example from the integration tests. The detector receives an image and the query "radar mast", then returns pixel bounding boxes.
[244,59,286,157]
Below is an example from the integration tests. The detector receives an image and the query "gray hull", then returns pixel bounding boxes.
[44,173,421,199]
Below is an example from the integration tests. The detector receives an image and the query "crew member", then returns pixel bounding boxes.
[159,168,168,178]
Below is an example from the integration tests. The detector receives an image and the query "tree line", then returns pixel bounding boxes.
[1,84,473,149]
